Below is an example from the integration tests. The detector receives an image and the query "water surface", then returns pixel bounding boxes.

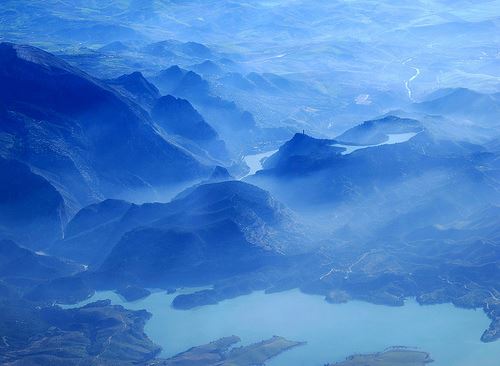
[241,149,278,179]
[75,289,499,366]
[332,132,420,155]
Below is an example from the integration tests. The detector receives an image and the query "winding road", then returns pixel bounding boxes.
[320,250,375,280]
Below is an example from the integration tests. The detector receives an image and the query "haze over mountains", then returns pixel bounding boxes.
[0,43,211,205]
[0,1,499,365]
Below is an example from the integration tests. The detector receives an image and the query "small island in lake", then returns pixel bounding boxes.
[327,348,433,366]
[150,335,305,366]
[116,285,151,302]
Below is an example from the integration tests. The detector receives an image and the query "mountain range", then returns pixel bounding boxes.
[50,180,304,289]
[0,43,254,250]
[0,2,499,363]
[0,43,211,216]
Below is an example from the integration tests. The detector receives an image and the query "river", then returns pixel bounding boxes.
[240,149,278,179]
[331,131,420,155]
[403,58,420,101]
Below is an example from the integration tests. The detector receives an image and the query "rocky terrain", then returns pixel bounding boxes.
[0,300,160,366]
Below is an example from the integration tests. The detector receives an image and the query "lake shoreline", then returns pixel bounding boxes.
[71,288,500,366]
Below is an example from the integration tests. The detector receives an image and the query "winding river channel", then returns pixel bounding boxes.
[403,58,420,101]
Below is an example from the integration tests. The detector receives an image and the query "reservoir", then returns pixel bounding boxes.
[240,149,278,179]
[74,289,500,365]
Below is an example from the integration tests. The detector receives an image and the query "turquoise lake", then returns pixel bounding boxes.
[74,289,500,365]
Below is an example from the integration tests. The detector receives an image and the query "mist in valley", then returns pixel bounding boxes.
[0,1,499,365]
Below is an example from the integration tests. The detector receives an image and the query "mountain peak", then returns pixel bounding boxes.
[190,60,222,76]
[210,166,233,181]
[280,132,334,152]
[106,71,159,109]
[151,95,218,141]
[117,71,146,82]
